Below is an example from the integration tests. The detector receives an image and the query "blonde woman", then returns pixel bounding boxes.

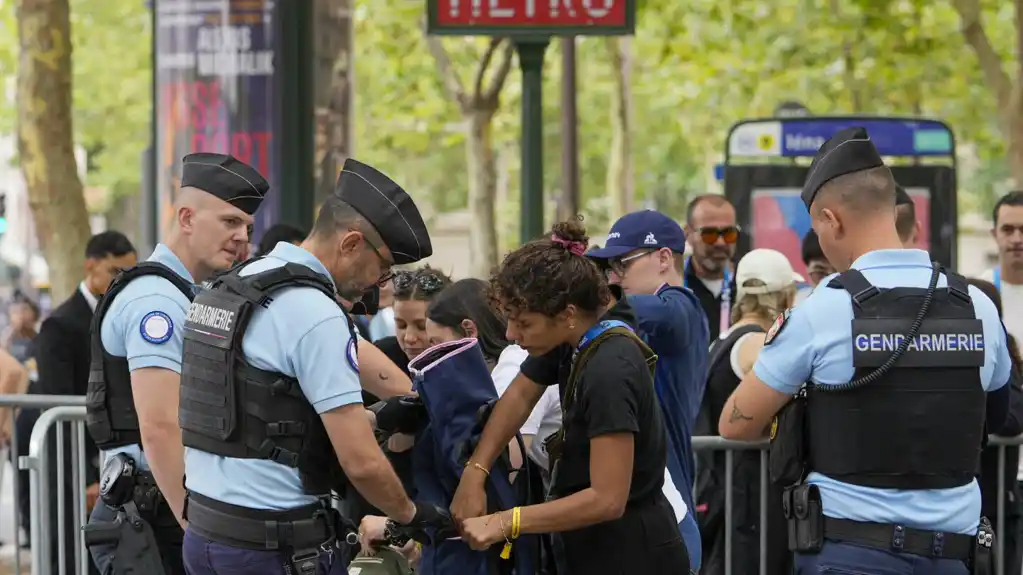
[695,248,802,575]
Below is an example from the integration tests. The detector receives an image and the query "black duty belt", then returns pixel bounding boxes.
[184,491,336,551]
[825,517,972,562]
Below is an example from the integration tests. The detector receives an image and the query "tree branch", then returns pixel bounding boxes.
[473,37,502,99]
[951,0,1012,112]
[481,39,515,106]
[424,34,468,109]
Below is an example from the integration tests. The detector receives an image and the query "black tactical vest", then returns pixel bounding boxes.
[178,262,348,495]
[86,262,196,450]
[807,268,986,490]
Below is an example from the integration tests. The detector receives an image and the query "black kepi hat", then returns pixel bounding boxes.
[179,153,269,215]
[801,127,885,209]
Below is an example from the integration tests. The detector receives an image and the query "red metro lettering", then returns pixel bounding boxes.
[437,0,626,27]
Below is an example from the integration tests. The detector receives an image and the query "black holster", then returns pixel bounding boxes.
[972,517,995,575]
[782,483,824,553]
[770,387,808,487]
[82,501,167,575]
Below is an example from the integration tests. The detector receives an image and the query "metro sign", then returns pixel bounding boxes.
[427,0,636,36]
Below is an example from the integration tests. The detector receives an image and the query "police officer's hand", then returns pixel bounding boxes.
[402,501,456,543]
[460,513,506,551]
[450,464,488,526]
[358,515,389,554]
[370,395,429,435]
[398,539,421,568]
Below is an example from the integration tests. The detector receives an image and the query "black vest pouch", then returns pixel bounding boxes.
[180,288,249,446]
[784,483,823,553]
[769,385,807,487]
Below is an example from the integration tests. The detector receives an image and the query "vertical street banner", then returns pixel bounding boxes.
[155,0,278,240]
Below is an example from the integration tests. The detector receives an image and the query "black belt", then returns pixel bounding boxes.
[184,491,337,551]
[824,517,972,562]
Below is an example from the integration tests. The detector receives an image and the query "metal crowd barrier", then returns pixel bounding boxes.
[1,395,1022,575]
[693,435,1023,575]
[0,394,88,575]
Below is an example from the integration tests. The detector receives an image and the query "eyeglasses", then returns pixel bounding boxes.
[607,250,655,278]
[698,226,741,245]
[393,270,446,297]
[355,231,394,285]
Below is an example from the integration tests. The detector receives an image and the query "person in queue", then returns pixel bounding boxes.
[895,185,921,247]
[683,195,739,340]
[795,230,834,305]
[177,158,450,575]
[85,153,265,575]
[968,277,1023,575]
[453,218,690,573]
[358,278,548,572]
[695,248,801,575]
[981,191,1023,343]
[585,209,708,568]
[426,278,560,469]
[717,128,1010,574]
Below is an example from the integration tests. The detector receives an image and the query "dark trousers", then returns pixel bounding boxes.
[88,499,185,574]
[183,529,347,575]
[794,541,969,574]
[560,495,690,574]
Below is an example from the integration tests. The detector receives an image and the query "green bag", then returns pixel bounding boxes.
[348,547,415,575]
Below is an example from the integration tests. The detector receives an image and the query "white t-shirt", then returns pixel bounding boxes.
[980,268,1023,344]
[491,345,563,470]
[700,277,724,298]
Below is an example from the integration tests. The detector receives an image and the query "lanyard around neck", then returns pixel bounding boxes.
[684,257,732,333]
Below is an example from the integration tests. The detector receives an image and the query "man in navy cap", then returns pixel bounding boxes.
[585,209,709,571]
[86,153,268,574]
[717,127,1010,574]
[177,158,450,575]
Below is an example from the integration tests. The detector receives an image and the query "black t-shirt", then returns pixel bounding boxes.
[521,292,667,504]
[553,334,667,503]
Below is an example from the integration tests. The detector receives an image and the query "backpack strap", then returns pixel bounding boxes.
[564,327,658,413]
[707,324,766,373]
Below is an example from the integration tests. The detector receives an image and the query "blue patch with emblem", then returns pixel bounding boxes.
[346,338,359,373]
[140,311,174,344]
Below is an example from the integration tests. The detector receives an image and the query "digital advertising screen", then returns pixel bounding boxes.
[750,187,931,277]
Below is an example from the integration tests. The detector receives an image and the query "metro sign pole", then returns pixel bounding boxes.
[427,0,636,243]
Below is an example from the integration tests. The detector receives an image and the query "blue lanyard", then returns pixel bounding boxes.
[995,267,1002,292]
[684,257,732,332]
[576,319,633,355]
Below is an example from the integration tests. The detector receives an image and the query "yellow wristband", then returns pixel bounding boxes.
[511,506,521,539]
[468,456,491,474]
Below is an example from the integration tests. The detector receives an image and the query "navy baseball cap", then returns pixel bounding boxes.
[587,210,687,260]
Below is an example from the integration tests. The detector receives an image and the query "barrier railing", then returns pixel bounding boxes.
[0,394,87,575]
[1,393,1022,575]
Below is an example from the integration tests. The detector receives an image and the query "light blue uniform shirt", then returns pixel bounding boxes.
[100,243,196,471]
[185,242,363,510]
[754,249,1011,535]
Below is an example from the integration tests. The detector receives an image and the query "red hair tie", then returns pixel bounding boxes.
[551,235,587,256]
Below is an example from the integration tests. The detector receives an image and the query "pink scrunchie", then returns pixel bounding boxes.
[551,234,588,256]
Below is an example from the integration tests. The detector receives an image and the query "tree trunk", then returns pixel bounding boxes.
[15,0,91,303]
[312,0,353,206]
[466,110,498,278]
[1008,115,1023,185]
[605,37,633,222]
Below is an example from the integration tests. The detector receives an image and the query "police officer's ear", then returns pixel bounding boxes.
[338,230,364,256]
[460,319,478,339]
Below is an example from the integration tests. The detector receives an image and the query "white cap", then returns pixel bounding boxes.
[735,249,805,297]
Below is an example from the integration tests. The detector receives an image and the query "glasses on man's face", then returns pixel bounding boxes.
[607,250,655,278]
[393,270,446,297]
[358,232,394,285]
[698,226,741,245]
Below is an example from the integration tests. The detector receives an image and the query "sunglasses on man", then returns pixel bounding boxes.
[697,225,741,245]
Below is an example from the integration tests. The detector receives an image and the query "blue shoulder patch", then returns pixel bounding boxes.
[140,311,174,344]
[346,338,360,373]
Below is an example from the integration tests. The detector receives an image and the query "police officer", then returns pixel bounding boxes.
[717,128,1011,575]
[178,159,450,575]
[85,152,266,575]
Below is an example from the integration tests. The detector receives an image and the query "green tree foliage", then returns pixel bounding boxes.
[0,0,1019,236]
[0,0,149,194]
